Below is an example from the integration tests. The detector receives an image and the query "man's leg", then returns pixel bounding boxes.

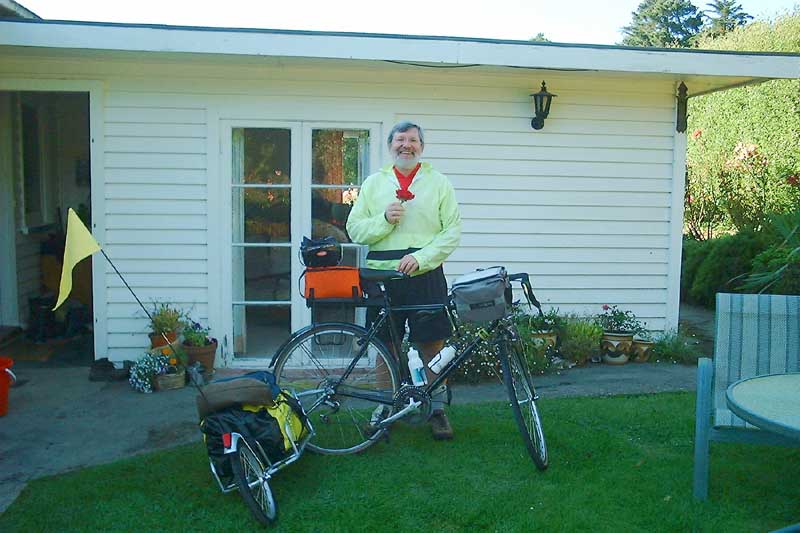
[417,339,453,440]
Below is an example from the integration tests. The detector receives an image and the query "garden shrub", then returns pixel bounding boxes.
[688,230,767,307]
[651,330,703,365]
[558,318,602,366]
[680,237,713,302]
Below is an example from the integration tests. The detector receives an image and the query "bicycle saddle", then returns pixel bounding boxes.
[359,268,408,282]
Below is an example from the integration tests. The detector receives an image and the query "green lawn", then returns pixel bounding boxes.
[2,392,798,532]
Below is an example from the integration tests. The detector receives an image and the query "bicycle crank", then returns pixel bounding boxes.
[389,386,432,425]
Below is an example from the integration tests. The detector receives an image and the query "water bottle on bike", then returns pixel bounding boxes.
[428,345,456,374]
[407,348,427,386]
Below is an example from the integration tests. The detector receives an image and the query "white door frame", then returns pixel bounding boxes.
[0,79,105,355]
[218,119,381,367]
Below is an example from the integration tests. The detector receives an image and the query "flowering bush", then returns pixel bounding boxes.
[129,353,168,393]
[596,305,640,333]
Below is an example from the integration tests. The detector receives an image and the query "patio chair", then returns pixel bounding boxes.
[693,293,800,500]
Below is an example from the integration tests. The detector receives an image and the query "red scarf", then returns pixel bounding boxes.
[393,163,421,192]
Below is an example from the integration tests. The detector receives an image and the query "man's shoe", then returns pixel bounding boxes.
[430,409,454,440]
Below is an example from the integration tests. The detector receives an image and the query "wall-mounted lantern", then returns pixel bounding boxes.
[530,81,556,130]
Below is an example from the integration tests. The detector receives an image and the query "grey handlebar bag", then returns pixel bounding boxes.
[451,266,512,323]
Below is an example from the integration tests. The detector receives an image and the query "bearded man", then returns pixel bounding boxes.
[346,121,462,440]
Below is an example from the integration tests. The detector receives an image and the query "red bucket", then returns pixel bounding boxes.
[0,357,16,417]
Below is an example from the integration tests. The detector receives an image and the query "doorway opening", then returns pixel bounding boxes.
[0,91,94,367]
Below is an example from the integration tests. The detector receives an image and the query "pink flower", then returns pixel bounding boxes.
[691,129,702,139]
[602,304,610,311]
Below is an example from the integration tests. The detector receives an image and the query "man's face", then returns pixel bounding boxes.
[390,128,424,170]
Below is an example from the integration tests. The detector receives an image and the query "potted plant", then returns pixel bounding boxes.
[630,327,655,363]
[128,347,188,393]
[147,303,185,348]
[596,304,639,364]
[558,318,603,367]
[519,307,561,349]
[152,346,188,391]
[182,320,218,376]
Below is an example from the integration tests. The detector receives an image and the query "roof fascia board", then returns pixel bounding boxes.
[0,19,798,80]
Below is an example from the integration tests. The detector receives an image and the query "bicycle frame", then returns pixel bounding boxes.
[274,272,539,418]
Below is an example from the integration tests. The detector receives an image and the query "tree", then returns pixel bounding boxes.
[621,0,704,47]
[704,0,753,36]
[529,33,551,42]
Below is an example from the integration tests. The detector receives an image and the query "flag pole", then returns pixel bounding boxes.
[100,249,207,392]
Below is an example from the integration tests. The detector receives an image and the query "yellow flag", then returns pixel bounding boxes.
[53,208,101,311]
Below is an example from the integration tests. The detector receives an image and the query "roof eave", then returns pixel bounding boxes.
[0,18,797,82]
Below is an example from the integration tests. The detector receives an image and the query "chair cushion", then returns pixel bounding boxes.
[196,378,274,420]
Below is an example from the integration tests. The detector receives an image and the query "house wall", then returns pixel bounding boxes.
[0,54,680,362]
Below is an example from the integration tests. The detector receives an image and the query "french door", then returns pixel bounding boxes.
[224,121,379,362]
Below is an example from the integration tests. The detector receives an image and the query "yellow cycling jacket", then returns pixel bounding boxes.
[346,162,462,274]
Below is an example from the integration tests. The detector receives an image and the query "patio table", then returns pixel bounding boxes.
[726,373,800,533]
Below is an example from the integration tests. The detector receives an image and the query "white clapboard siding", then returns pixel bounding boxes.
[83,59,679,361]
[452,175,671,193]
[102,98,210,359]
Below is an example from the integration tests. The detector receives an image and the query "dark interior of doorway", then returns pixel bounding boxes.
[1,90,94,372]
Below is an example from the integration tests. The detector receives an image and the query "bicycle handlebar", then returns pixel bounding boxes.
[508,272,544,317]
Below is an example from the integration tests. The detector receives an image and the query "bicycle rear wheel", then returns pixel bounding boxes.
[501,341,548,470]
[229,440,278,525]
[272,323,400,455]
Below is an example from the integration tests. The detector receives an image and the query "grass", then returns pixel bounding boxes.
[2,393,798,532]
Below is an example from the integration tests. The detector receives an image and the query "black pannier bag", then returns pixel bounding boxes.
[450,266,512,323]
[300,236,342,267]
[200,407,286,485]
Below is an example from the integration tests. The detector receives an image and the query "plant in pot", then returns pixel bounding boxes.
[558,318,603,367]
[596,304,639,364]
[182,320,218,377]
[148,303,186,348]
[630,326,655,363]
[517,307,561,350]
[128,347,187,393]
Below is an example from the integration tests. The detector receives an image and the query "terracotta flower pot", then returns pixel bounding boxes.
[150,331,178,348]
[183,339,218,373]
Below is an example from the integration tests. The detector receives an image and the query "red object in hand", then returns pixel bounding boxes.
[396,189,415,202]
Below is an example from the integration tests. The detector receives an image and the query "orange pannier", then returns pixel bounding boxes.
[302,267,361,300]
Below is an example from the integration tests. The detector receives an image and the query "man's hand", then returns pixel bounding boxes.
[384,202,405,225]
[397,254,419,275]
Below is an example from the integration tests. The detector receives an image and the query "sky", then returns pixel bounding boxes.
[16,0,800,45]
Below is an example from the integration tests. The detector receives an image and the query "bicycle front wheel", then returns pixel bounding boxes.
[501,342,549,470]
[272,323,400,455]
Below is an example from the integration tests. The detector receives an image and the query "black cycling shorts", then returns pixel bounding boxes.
[368,266,453,348]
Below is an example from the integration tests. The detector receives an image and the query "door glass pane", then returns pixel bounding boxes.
[232,127,292,360]
[312,129,369,186]
[311,129,369,242]
[237,129,291,185]
[235,187,291,243]
[233,304,290,357]
[243,247,291,301]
